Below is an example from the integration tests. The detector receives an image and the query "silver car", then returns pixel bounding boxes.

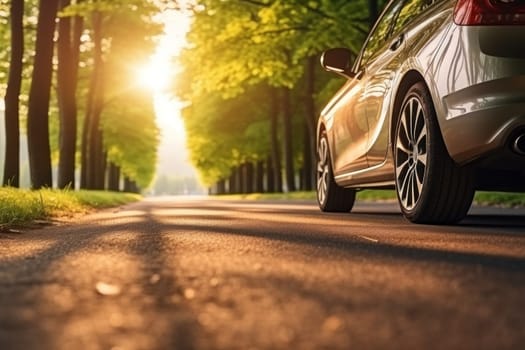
[316,0,525,224]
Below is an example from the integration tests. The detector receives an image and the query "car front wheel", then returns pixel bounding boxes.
[317,131,356,212]
[394,82,474,224]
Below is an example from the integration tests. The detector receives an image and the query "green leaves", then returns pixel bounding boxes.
[182,85,271,186]
[177,0,374,187]
[102,91,159,189]
[94,0,162,188]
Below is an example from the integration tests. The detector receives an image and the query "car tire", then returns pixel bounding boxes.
[317,131,356,212]
[394,82,474,224]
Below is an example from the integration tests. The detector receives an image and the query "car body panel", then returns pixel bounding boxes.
[429,24,525,163]
[363,36,403,168]
[323,77,370,175]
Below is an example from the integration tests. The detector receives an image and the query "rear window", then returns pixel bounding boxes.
[391,0,436,34]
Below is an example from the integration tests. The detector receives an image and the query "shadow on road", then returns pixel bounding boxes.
[0,206,205,350]
[1,198,524,349]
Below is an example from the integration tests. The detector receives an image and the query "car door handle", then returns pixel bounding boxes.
[390,34,404,51]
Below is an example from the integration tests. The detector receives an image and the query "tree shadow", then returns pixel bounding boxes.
[1,199,524,349]
[0,207,204,350]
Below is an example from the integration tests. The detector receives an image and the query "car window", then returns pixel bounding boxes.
[391,0,435,35]
[360,0,405,66]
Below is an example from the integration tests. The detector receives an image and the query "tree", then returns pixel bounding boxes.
[302,56,318,191]
[61,0,162,190]
[56,0,84,189]
[181,85,271,189]
[1,0,167,191]
[3,0,24,187]
[27,0,60,189]
[177,0,373,193]
[82,10,105,189]
[100,0,162,190]
[281,86,295,191]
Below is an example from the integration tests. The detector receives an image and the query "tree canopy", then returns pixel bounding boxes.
[177,0,381,190]
[1,0,165,191]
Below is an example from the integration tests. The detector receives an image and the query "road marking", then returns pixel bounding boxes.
[358,235,379,243]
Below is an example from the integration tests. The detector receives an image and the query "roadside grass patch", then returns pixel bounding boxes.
[220,191,317,201]
[213,190,525,207]
[0,187,141,229]
[473,191,525,207]
[357,190,525,207]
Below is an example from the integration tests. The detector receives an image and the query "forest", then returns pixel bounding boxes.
[1,0,383,194]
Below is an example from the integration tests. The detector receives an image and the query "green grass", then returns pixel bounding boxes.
[2,187,522,230]
[214,190,395,201]
[473,191,525,207]
[357,190,525,207]
[0,188,141,229]
[216,191,317,201]
[214,190,525,207]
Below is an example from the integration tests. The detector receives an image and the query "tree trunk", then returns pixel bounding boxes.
[83,12,105,189]
[123,177,139,193]
[57,0,83,189]
[3,0,24,188]
[229,167,242,194]
[269,88,282,192]
[27,0,59,189]
[216,179,226,195]
[132,182,140,194]
[303,56,317,191]
[234,166,242,194]
[302,124,313,191]
[266,156,275,193]
[255,161,264,193]
[228,171,235,194]
[243,162,254,194]
[107,162,120,191]
[240,163,247,194]
[124,177,132,192]
[80,105,89,188]
[101,151,109,189]
[281,87,295,192]
[99,150,107,189]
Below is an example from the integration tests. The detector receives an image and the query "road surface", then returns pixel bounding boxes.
[1,197,524,350]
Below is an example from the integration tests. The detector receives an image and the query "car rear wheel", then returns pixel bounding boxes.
[317,131,356,212]
[394,82,474,224]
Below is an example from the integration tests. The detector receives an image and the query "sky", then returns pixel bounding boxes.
[142,11,196,177]
[146,9,199,180]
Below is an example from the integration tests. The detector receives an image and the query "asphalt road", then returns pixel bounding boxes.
[1,197,524,350]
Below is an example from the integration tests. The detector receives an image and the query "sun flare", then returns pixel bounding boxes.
[136,57,172,93]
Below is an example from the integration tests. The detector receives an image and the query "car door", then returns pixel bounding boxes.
[330,0,406,177]
[366,0,435,166]
[329,75,369,176]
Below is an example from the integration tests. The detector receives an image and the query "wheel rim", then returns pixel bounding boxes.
[395,96,428,210]
[317,137,329,205]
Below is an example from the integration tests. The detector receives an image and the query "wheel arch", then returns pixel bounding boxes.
[390,70,428,152]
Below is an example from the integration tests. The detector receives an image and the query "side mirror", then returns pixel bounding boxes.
[320,48,355,79]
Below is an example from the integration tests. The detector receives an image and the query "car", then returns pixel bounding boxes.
[316,0,525,224]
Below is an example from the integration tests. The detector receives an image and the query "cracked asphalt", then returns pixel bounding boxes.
[1,197,524,350]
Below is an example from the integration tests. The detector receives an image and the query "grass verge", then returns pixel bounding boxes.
[0,188,141,230]
[214,190,525,207]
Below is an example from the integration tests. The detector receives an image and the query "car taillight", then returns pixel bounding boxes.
[454,0,525,25]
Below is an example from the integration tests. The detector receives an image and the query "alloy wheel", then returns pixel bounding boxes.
[395,96,428,210]
[317,136,330,206]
